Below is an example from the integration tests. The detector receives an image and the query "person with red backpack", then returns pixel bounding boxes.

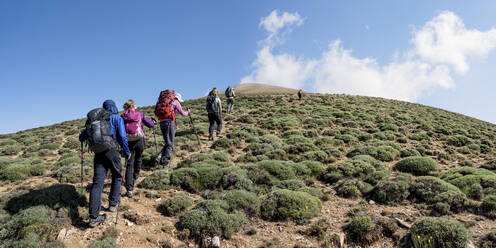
[154,90,189,168]
[121,99,154,198]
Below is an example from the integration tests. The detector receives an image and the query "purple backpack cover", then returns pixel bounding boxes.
[121,109,144,141]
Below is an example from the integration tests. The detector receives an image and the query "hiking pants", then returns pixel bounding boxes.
[159,120,175,166]
[89,149,122,219]
[226,98,235,113]
[208,112,222,137]
[125,138,144,192]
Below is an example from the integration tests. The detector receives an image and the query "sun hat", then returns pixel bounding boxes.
[175,92,184,102]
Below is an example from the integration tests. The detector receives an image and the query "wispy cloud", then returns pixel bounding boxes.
[241,10,496,102]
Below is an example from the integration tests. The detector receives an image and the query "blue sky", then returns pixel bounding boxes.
[1,1,496,134]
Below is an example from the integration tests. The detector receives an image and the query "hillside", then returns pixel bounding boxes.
[232,83,304,95]
[1,88,496,248]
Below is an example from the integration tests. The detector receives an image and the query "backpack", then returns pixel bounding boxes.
[225,86,233,97]
[122,109,144,142]
[206,93,218,113]
[86,108,117,153]
[154,89,176,122]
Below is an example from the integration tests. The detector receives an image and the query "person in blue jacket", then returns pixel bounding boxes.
[80,100,131,228]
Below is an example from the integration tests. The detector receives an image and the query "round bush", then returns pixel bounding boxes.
[370,176,410,205]
[211,137,232,150]
[223,190,260,216]
[157,193,193,216]
[261,189,322,223]
[345,215,377,245]
[478,231,496,248]
[400,149,421,158]
[410,216,469,248]
[137,171,170,190]
[481,195,496,219]
[393,156,438,176]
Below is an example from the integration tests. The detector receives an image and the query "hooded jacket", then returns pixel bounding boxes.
[79,100,130,156]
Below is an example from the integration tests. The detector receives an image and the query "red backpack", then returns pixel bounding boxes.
[154,89,176,122]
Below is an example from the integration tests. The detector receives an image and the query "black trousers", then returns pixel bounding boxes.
[208,112,222,137]
[125,138,144,192]
[89,149,122,219]
[159,120,175,165]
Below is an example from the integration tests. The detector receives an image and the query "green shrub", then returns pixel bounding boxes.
[302,151,328,163]
[446,135,473,147]
[410,132,430,141]
[256,160,296,180]
[221,167,254,191]
[0,139,18,146]
[345,215,377,245]
[440,167,496,200]
[411,176,469,214]
[63,138,80,150]
[261,189,321,223]
[170,168,201,192]
[137,171,170,190]
[481,195,496,219]
[0,206,56,246]
[336,179,372,198]
[39,142,59,150]
[297,161,324,177]
[478,231,496,248]
[223,190,260,216]
[346,145,399,162]
[0,162,46,181]
[1,145,22,155]
[88,237,120,248]
[157,193,193,216]
[393,156,439,176]
[400,149,421,158]
[320,156,387,185]
[410,216,469,248]
[178,200,246,239]
[370,175,410,205]
[481,160,496,171]
[211,137,232,150]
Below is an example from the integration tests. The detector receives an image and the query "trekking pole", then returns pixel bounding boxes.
[187,108,202,151]
[80,142,84,191]
[115,201,120,228]
[151,118,159,156]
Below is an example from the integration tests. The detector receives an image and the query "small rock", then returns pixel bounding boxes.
[212,236,220,248]
[57,228,67,241]
[125,219,134,226]
[395,217,411,229]
[467,240,476,248]
[339,233,345,248]
[368,200,375,205]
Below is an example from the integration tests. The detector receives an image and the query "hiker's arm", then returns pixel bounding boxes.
[79,130,88,142]
[115,116,130,157]
[142,113,154,128]
[175,101,189,116]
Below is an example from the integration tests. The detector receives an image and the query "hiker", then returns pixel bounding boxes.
[121,100,154,198]
[225,85,236,114]
[79,100,130,228]
[298,89,303,102]
[206,88,222,141]
[154,90,189,168]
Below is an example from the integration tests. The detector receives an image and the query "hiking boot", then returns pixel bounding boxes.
[208,136,213,141]
[108,205,118,212]
[155,154,162,165]
[125,190,133,198]
[89,214,107,228]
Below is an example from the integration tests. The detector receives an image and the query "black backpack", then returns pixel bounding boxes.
[206,93,218,113]
[225,87,233,97]
[86,108,117,153]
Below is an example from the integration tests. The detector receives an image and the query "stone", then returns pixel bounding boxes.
[212,236,221,248]
[57,228,67,241]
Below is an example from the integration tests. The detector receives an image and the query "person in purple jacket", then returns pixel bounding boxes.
[79,100,130,228]
[121,99,154,198]
[156,92,189,168]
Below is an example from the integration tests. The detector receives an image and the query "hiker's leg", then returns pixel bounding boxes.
[107,149,122,207]
[160,121,174,165]
[216,113,222,136]
[125,141,136,192]
[208,113,215,138]
[89,155,106,219]
[159,121,169,158]
[132,138,145,184]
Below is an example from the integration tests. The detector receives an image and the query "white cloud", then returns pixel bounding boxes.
[241,10,496,102]
[411,11,496,75]
[259,10,304,47]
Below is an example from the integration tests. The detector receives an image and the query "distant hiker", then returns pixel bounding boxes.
[298,89,303,102]
[79,100,130,228]
[206,88,222,141]
[154,90,189,168]
[121,100,154,198]
[225,85,236,114]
